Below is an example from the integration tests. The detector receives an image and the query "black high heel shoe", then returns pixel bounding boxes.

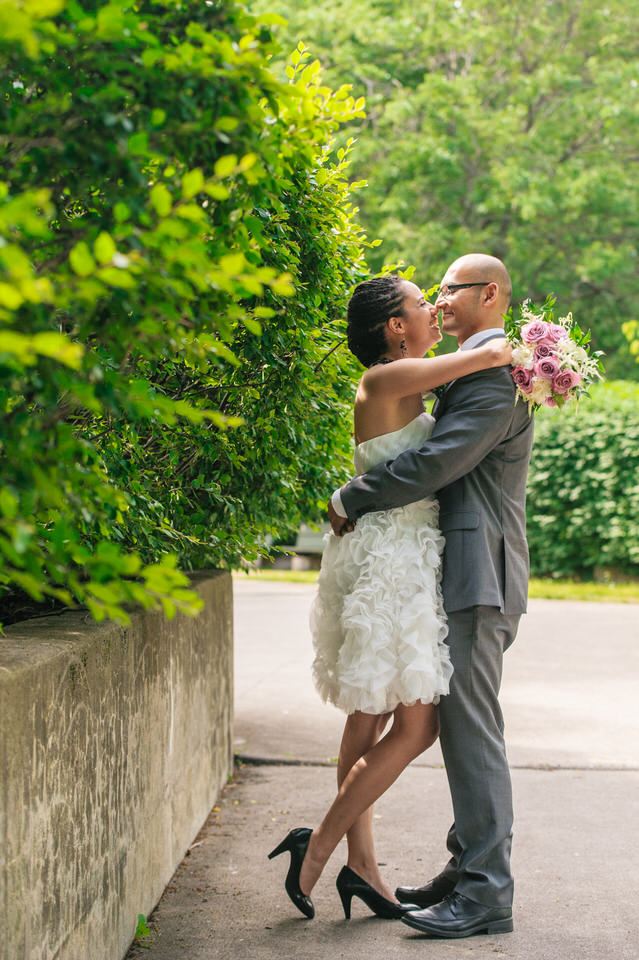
[268,827,315,919]
[336,865,419,920]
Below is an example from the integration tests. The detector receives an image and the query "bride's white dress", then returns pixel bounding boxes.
[310,412,452,716]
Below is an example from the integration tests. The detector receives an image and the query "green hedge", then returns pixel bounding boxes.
[527,381,639,578]
[0,0,368,624]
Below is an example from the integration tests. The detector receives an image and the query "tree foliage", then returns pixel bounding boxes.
[0,0,369,624]
[251,0,639,376]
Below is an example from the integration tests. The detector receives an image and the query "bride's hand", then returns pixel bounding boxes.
[483,337,512,367]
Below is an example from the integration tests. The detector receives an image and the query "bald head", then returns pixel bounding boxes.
[435,253,512,344]
[448,254,512,310]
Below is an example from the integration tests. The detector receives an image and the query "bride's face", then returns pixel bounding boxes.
[399,281,442,356]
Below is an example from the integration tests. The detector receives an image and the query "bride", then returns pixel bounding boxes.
[268,274,511,920]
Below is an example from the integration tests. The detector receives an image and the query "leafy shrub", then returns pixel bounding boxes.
[527,381,639,578]
[0,0,368,624]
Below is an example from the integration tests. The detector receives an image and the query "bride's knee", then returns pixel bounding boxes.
[414,715,440,756]
[392,704,440,758]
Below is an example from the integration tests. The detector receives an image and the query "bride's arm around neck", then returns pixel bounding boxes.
[360,340,512,403]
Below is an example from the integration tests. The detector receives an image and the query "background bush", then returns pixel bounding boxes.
[527,381,639,578]
[0,0,369,624]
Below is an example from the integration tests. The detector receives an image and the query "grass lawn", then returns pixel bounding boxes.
[233,569,639,602]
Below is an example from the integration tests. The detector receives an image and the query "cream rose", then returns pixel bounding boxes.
[511,343,536,369]
[528,378,553,405]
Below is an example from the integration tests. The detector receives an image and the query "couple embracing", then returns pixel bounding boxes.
[269,253,534,940]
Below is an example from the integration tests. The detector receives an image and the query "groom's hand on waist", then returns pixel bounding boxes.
[328,499,354,536]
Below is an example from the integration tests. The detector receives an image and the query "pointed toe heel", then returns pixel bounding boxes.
[267,827,315,919]
[336,865,416,920]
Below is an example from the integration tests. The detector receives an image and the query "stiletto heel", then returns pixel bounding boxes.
[338,885,353,919]
[336,865,419,920]
[267,827,315,919]
[268,836,292,860]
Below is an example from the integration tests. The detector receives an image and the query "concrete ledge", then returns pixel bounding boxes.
[0,570,233,960]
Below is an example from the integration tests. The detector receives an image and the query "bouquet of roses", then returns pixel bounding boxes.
[505,295,604,413]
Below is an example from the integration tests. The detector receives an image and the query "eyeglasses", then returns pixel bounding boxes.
[437,281,494,298]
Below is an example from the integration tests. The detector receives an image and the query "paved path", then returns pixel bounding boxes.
[232,581,639,769]
[126,582,639,960]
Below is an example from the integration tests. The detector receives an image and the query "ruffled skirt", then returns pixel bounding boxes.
[310,498,452,715]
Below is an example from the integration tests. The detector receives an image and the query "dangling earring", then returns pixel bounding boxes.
[400,337,407,357]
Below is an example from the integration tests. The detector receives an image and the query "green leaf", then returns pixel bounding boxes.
[219,252,245,274]
[182,168,204,199]
[0,283,23,309]
[243,316,262,335]
[150,183,173,217]
[214,155,237,178]
[135,915,151,939]
[214,116,239,132]
[32,332,84,369]
[255,12,287,25]
[204,183,229,201]
[94,232,116,265]
[0,487,18,519]
[8,570,45,600]
[69,242,96,277]
[128,132,149,156]
[113,202,130,223]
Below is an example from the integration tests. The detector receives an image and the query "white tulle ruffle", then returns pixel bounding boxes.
[310,497,451,716]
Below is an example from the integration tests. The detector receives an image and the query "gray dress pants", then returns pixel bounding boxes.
[438,605,520,908]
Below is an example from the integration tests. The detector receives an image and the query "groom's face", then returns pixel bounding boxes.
[435,266,485,338]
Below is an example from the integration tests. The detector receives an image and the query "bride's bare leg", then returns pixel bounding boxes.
[338,712,392,898]
[299,701,439,896]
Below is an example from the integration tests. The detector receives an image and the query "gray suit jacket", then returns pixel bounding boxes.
[340,364,534,615]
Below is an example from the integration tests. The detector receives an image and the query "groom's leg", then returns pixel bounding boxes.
[439,823,462,885]
[438,605,520,908]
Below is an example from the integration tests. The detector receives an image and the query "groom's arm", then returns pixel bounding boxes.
[339,368,518,523]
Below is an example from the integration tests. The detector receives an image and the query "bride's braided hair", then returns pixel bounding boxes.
[347,275,407,367]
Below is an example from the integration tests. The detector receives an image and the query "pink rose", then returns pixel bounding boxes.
[521,320,550,344]
[511,366,534,394]
[534,342,556,360]
[552,369,583,394]
[546,323,569,343]
[543,395,559,408]
[533,356,560,380]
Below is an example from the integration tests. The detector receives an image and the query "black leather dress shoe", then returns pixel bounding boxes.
[395,873,456,908]
[401,892,513,938]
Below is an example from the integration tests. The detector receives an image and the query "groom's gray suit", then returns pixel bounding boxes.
[339,341,534,908]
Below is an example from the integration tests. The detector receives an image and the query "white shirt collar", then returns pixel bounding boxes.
[459,328,505,351]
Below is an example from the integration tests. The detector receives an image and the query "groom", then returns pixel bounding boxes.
[328,253,534,938]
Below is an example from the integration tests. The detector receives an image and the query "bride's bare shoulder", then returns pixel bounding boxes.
[357,362,396,397]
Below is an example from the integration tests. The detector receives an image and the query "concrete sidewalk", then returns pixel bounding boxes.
[126,582,639,960]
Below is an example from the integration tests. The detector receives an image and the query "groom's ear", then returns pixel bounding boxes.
[482,282,499,306]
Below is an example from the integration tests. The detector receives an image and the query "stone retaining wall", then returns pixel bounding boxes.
[0,570,233,960]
